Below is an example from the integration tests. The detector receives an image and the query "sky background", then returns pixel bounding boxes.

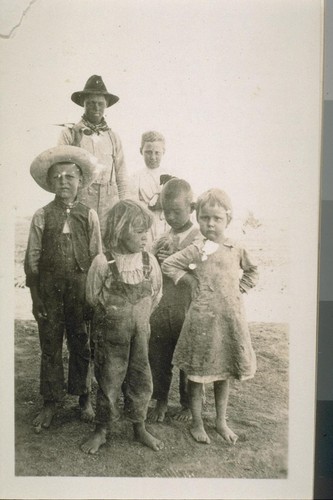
[0,0,322,225]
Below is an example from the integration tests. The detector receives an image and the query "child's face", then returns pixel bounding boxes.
[198,204,229,243]
[141,141,165,169]
[48,163,82,203]
[121,223,149,254]
[162,194,192,231]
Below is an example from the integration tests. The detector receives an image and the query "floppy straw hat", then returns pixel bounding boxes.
[71,75,119,107]
[30,145,102,193]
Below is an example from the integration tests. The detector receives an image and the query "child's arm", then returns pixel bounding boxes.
[88,209,103,259]
[151,234,173,263]
[239,247,259,293]
[85,254,109,307]
[24,209,47,321]
[161,243,200,285]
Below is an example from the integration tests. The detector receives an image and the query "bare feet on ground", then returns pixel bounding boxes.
[33,402,56,432]
[81,429,107,454]
[147,400,168,423]
[173,406,192,422]
[79,394,95,422]
[216,420,238,444]
[134,423,164,451]
[190,422,211,444]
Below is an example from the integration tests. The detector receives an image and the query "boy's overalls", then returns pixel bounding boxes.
[93,251,154,426]
[37,200,92,402]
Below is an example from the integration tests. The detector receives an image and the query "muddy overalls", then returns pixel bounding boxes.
[93,252,154,426]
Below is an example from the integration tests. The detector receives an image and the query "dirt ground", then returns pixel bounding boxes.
[14,215,289,478]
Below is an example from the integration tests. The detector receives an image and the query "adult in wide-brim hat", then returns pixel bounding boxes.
[30,145,102,193]
[58,75,128,237]
[71,75,119,108]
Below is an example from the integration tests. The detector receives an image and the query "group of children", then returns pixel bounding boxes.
[24,136,258,455]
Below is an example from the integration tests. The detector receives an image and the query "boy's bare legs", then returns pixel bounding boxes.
[133,422,164,451]
[214,380,238,444]
[33,400,57,432]
[148,399,168,423]
[188,381,210,443]
[81,424,107,454]
[79,393,95,422]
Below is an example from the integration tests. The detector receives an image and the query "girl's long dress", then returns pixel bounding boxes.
[162,240,258,381]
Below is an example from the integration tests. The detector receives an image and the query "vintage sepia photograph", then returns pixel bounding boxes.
[0,0,322,499]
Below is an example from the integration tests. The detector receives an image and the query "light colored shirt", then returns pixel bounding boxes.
[86,251,162,313]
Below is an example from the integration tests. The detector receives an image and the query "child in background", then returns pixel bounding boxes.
[148,178,202,423]
[130,131,171,248]
[81,200,164,454]
[162,188,258,444]
[24,146,102,432]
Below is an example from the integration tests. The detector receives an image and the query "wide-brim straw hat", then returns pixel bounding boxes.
[30,145,102,193]
[71,75,119,107]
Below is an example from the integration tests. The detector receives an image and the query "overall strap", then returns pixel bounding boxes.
[104,251,120,280]
[142,251,150,279]
[107,130,116,185]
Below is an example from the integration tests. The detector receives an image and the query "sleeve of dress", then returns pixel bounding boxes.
[86,254,108,307]
[162,244,200,285]
[88,209,102,259]
[239,246,259,293]
[148,253,163,312]
[113,131,129,199]
[57,127,74,145]
[24,208,45,287]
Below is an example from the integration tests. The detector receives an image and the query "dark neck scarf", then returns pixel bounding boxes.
[82,114,110,135]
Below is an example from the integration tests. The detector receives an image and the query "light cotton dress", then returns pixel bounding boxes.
[161,239,258,382]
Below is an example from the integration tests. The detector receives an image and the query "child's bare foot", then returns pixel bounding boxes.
[33,402,56,432]
[81,428,107,454]
[190,422,211,444]
[147,400,168,423]
[79,394,95,422]
[216,420,238,444]
[173,407,192,422]
[133,423,164,451]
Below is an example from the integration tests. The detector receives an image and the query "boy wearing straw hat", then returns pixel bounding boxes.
[24,145,102,432]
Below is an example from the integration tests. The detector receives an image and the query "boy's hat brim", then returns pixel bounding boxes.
[30,145,102,193]
[71,75,119,108]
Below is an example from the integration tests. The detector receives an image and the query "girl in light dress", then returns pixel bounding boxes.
[162,189,258,445]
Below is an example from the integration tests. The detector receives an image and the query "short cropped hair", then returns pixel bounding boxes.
[196,188,233,223]
[103,199,153,250]
[160,178,193,206]
[140,130,165,150]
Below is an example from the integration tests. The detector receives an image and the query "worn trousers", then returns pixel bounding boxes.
[149,302,189,408]
[38,271,91,402]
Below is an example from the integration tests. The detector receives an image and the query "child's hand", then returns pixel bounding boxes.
[32,297,47,322]
[156,248,173,263]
